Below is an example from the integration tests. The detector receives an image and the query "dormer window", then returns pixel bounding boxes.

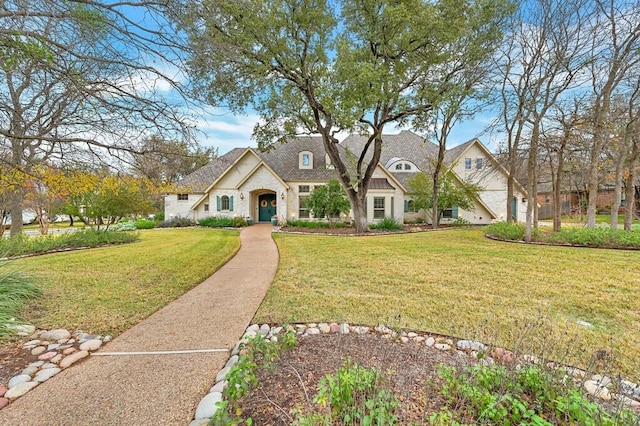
[299,151,313,169]
[388,160,417,172]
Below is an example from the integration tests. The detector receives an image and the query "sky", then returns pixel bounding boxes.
[192,107,504,155]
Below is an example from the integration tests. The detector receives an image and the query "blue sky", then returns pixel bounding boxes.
[192,107,504,155]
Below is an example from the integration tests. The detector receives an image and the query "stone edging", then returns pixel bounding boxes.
[189,322,640,425]
[0,327,111,409]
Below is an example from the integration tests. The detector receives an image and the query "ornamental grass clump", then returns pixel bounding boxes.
[484,221,525,240]
[369,217,403,231]
[0,265,42,338]
[0,229,139,258]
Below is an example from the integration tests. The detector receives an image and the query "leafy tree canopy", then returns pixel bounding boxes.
[408,169,482,224]
[306,179,351,226]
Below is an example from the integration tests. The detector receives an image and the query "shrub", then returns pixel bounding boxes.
[211,329,297,425]
[198,216,247,228]
[285,220,330,229]
[451,217,471,226]
[0,229,139,258]
[294,359,399,425]
[112,221,137,231]
[0,266,42,338]
[134,219,156,229]
[155,217,196,228]
[433,363,638,425]
[370,216,403,231]
[485,221,525,240]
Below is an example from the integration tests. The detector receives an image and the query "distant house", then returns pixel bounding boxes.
[165,131,528,225]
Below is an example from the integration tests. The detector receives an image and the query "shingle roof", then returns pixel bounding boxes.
[178,131,483,191]
[176,148,245,192]
[255,136,339,181]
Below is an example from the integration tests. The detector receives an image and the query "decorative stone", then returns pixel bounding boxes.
[38,351,57,361]
[189,419,209,426]
[434,343,451,351]
[330,323,340,333]
[225,355,238,368]
[28,361,44,368]
[8,375,31,389]
[339,323,350,334]
[194,392,223,419]
[307,323,317,328]
[425,337,435,346]
[414,336,425,343]
[457,340,488,352]
[6,324,36,335]
[103,335,112,343]
[243,330,257,339]
[246,324,259,333]
[258,324,270,336]
[490,347,514,363]
[215,367,230,383]
[620,380,640,399]
[41,363,58,369]
[591,374,612,387]
[57,338,69,344]
[31,346,46,356]
[576,320,593,328]
[584,380,612,400]
[21,366,39,376]
[47,343,60,351]
[40,329,71,341]
[210,381,227,393]
[79,339,102,351]
[407,332,418,338]
[0,385,6,397]
[33,368,61,382]
[353,326,370,335]
[306,328,320,335]
[59,350,89,368]
[24,340,41,347]
[0,397,8,409]
[614,394,640,407]
[319,324,331,334]
[4,382,38,399]
[400,336,409,343]
[63,347,77,355]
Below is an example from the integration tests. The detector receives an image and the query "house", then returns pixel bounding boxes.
[165,130,528,225]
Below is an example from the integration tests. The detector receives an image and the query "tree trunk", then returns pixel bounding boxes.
[69,215,74,226]
[610,158,624,229]
[9,186,24,238]
[348,190,368,233]
[624,140,639,231]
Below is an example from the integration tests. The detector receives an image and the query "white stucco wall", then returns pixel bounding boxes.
[238,166,287,222]
[164,193,203,220]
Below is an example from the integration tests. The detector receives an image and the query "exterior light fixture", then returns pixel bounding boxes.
[240,192,244,200]
[281,192,285,200]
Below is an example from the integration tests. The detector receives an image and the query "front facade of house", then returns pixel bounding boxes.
[165,131,527,225]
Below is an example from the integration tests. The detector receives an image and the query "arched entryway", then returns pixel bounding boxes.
[258,193,277,222]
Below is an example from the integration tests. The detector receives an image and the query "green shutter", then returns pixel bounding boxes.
[229,196,234,211]
[452,206,458,219]
[404,200,409,213]
[216,196,221,211]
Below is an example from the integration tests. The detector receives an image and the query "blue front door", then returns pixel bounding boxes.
[258,194,277,222]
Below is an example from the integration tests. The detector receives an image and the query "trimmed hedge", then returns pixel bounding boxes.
[486,222,640,248]
[198,216,247,228]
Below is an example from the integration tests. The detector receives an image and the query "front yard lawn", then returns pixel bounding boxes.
[14,228,240,336]
[255,227,640,381]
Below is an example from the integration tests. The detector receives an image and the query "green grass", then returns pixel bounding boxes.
[15,228,240,336]
[0,267,43,338]
[255,228,640,380]
[560,214,639,224]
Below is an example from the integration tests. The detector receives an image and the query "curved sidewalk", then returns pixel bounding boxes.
[0,224,278,425]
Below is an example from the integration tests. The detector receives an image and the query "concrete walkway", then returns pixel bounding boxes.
[0,224,278,425]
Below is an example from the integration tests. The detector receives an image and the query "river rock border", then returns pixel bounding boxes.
[0,327,111,409]
[190,322,640,425]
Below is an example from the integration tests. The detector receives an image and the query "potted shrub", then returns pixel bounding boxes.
[271,215,278,226]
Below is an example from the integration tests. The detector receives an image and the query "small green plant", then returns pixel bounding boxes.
[285,220,331,229]
[0,265,42,338]
[134,219,156,229]
[199,216,247,228]
[370,217,403,231]
[433,363,638,425]
[210,328,297,425]
[484,221,525,240]
[156,217,196,227]
[293,359,399,425]
[451,217,471,226]
[112,221,137,231]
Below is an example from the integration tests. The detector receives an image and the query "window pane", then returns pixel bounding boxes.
[302,154,309,166]
[177,194,188,201]
[298,196,309,219]
[204,204,209,212]
[373,197,385,219]
[299,185,310,193]
[395,164,402,170]
[404,163,411,170]
[221,195,230,210]
[442,208,453,218]
[476,158,483,169]
[465,158,472,169]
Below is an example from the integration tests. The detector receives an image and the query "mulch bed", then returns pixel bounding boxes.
[235,333,476,424]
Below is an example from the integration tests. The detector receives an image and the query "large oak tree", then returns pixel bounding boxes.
[173,0,511,232]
